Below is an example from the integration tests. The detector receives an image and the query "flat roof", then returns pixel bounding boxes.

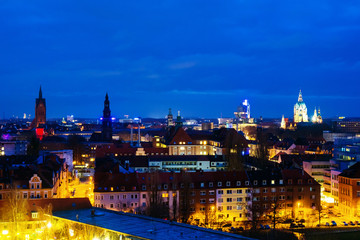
[53,208,255,240]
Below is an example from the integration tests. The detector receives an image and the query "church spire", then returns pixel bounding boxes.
[39,86,43,99]
[298,90,303,102]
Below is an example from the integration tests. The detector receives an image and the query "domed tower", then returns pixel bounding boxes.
[294,90,308,123]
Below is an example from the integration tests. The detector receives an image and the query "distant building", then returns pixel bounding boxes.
[311,108,323,124]
[294,90,309,123]
[167,108,174,127]
[30,86,46,128]
[235,99,250,121]
[175,111,183,127]
[332,118,360,133]
[0,140,27,156]
[101,93,113,142]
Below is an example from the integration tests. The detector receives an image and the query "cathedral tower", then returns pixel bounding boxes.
[101,93,113,142]
[34,86,46,127]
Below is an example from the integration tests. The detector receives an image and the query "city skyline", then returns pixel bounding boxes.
[2,1,360,118]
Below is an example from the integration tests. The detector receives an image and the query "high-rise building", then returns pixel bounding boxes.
[294,90,308,123]
[101,93,113,142]
[235,99,250,121]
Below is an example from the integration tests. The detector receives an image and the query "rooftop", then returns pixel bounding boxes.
[53,208,254,240]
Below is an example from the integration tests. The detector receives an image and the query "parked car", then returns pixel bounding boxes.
[259,224,265,230]
[349,221,356,226]
[325,222,330,226]
[264,225,270,229]
[331,221,337,226]
[298,223,305,228]
[355,221,360,225]
[343,221,348,226]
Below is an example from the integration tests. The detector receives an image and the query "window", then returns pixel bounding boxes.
[245,181,249,186]
[280,188,285,192]
[226,181,231,186]
[191,191,195,196]
[298,195,302,200]
[190,199,195,204]
[200,182,204,188]
[32,212,38,219]
[236,181,241,186]
[200,191,206,196]
[164,184,168,190]
[200,199,206,204]
[288,179,292,184]
[357,181,360,186]
[142,185,146,190]
[263,196,268,201]
[245,189,251,193]
[227,206,232,210]
[218,198,223,203]
[227,198,232,202]
[253,197,259,201]
[263,188,268,193]
[271,188,276,193]
[227,190,232,194]
[23,193,28,199]
[110,195,114,200]
[110,204,114,208]
[237,198,243,202]
[279,195,285,200]
[237,189,242,194]
[298,179,302,184]
[218,206,223,211]
[142,194,146,199]
[209,190,215,195]
[262,180,267,185]
[36,184,40,189]
[237,205,242,210]
[279,180,283,184]
[311,195,316,199]
[218,182,222,187]
[209,198,215,203]
[122,195,126,199]
[218,190,223,194]
[209,182,213,187]
[254,180,258,185]
[254,189,260,193]
[44,193,47,199]
[200,207,206,211]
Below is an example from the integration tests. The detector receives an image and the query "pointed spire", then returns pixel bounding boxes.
[105,92,109,101]
[178,110,180,117]
[168,108,172,116]
[298,89,303,102]
[318,107,321,116]
[39,86,43,99]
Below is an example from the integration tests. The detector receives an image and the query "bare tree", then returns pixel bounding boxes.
[146,172,168,219]
[178,172,192,223]
[247,203,265,230]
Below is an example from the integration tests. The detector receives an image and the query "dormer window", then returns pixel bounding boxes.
[254,180,258,185]
[262,180,267,185]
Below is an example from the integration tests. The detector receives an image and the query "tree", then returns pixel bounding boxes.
[247,203,265,230]
[178,172,192,223]
[146,172,169,219]
[254,129,269,166]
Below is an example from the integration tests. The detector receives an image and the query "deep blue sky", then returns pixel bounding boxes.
[1,1,360,119]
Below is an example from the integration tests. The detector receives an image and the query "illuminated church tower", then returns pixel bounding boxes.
[294,90,308,123]
[34,86,46,127]
[167,108,174,127]
[101,93,113,142]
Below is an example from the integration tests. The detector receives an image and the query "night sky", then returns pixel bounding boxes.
[1,1,360,119]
